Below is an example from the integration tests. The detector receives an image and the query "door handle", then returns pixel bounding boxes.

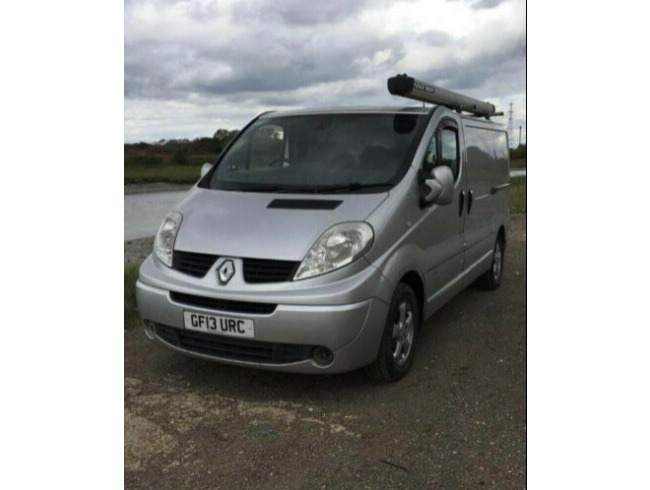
[467,189,474,215]
[459,190,465,217]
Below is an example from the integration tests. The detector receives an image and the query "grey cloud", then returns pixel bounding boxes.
[447,0,509,9]
[417,30,453,46]
[125,26,406,101]
[471,0,509,9]
[417,33,525,94]
[187,1,220,21]
[125,0,525,141]
[234,82,387,108]
[232,0,375,26]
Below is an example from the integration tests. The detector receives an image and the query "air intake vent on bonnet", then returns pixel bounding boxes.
[267,199,342,210]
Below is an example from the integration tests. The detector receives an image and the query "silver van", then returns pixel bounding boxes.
[136,75,510,381]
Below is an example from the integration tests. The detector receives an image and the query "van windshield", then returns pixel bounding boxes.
[205,113,427,193]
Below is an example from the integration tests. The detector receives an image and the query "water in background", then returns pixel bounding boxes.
[124,190,187,241]
[510,169,526,178]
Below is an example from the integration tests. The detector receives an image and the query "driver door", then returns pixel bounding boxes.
[421,116,467,299]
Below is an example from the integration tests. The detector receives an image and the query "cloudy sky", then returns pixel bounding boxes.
[124,0,526,143]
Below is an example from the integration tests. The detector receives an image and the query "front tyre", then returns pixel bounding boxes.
[366,283,420,382]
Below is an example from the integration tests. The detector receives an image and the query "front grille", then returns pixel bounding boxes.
[243,258,300,283]
[154,324,313,364]
[170,291,277,315]
[172,250,217,278]
[171,250,299,283]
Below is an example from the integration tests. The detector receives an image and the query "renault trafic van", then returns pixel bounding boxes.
[136,75,510,381]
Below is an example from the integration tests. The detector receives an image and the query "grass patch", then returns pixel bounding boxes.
[125,164,203,185]
[509,176,526,214]
[125,263,141,329]
[511,158,526,169]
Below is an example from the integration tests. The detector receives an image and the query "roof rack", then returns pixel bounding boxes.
[387,74,502,119]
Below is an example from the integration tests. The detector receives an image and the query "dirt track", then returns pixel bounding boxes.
[125,214,526,489]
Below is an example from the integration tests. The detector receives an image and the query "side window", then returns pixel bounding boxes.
[440,128,459,180]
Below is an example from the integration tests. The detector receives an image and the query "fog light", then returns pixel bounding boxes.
[311,346,334,366]
[143,320,156,340]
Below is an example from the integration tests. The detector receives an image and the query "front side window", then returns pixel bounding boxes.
[440,128,459,179]
[422,125,460,180]
[208,114,427,193]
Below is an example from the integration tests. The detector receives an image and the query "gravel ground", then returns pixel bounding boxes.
[124,214,526,489]
[125,237,154,264]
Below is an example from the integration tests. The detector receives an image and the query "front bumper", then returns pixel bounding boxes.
[136,255,392,373]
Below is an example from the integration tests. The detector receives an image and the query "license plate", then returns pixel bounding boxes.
[183,311,254,338]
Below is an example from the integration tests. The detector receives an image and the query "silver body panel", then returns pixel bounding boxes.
[136,106,510,373]
[173,187,388,261]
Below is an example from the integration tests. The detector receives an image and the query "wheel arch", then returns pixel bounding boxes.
[497,224,506,250]
[399,271,425,320]
[374,243,428,305]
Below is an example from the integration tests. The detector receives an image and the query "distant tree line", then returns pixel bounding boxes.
[124,129,240,166]
[509,144,526,160]
[126,130,525,166]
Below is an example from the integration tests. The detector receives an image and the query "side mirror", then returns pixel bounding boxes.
[200,162,213,178]
[422,166,454,205]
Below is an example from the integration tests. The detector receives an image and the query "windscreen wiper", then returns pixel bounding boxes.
[229,185,295,193]
[313,182,392,194]
[236,183,391,194]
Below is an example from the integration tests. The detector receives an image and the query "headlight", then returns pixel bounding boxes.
[294,222,374,280]
[154,210,182,267]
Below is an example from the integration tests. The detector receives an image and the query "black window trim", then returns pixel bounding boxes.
[421,117,461,182]
[436,118,461,182]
